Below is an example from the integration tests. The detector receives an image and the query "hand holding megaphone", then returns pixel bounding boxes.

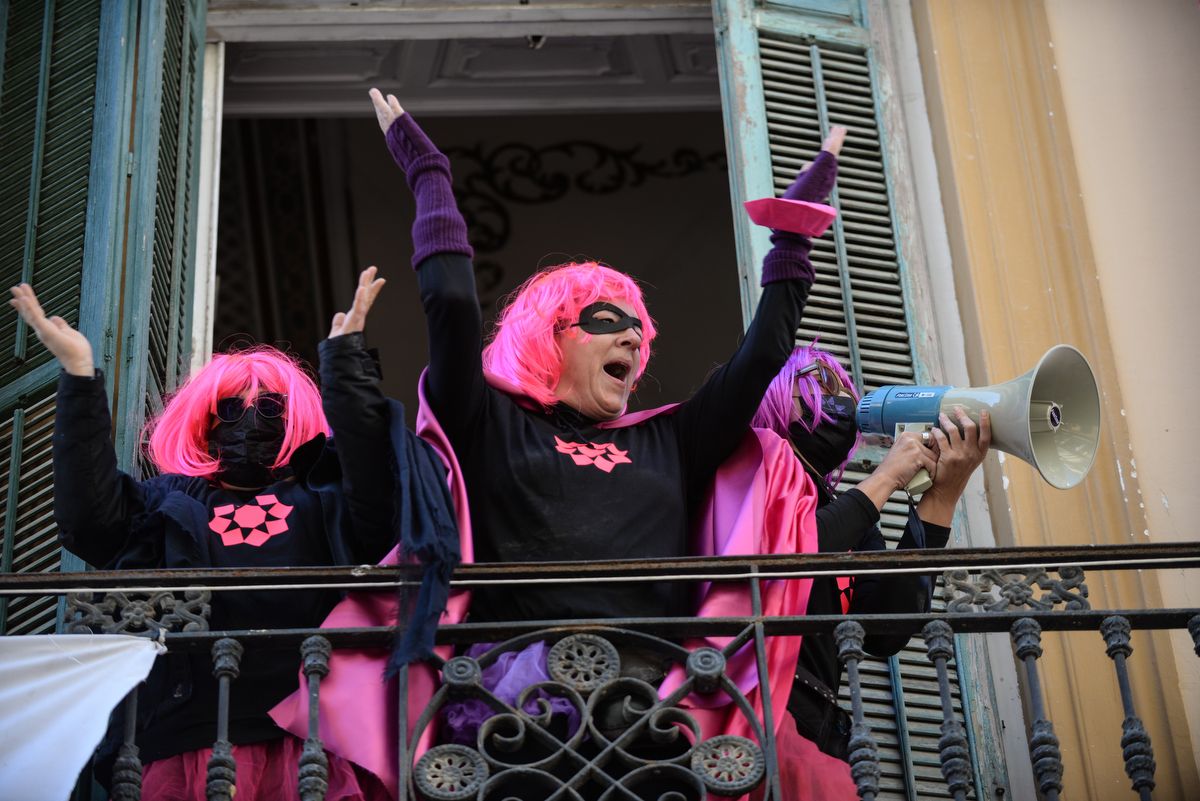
[858,345,1101,493]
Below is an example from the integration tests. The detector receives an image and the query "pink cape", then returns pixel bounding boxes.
[270,374,854,798]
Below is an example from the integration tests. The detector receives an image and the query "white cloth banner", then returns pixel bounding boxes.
[0,634,160,801]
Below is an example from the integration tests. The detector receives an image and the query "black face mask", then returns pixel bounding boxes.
[788,395,859,478]
[207,411,287,488]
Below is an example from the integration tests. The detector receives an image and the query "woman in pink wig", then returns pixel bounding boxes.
[9,268,456,801]
[273,91,847,798]
[752,344,989,795]
[349,89,843,795]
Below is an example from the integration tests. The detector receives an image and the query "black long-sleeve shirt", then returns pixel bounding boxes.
[53,334,398,767]
[801,483,951,694]
[417,253,811,623]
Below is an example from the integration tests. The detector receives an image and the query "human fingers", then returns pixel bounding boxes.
[938,411,964,448]
[369,88,395,133]
[352,268,386,311]
[927,426,946,459]
[821,125,848,156]
[386,94,405,118]
[887,432,935,484]
[10,285,52,333]
[952,406,979,450]
[977,409,993,452]
[329,312,346,339]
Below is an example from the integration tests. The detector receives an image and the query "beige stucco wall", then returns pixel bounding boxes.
[912,0,1200,795]
[1044,0,1200,771]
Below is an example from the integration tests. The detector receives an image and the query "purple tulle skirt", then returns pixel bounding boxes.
[442,641,582,745]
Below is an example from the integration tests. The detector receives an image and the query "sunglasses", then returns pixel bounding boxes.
[795,361,849,398]
[214,393,287,423]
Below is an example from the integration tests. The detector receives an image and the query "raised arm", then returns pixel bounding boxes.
[677,128,847,494]
[369,89,485,438]
[9,284,144,567]
[320,267,399,561]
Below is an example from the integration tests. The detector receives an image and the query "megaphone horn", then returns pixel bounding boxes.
[856,345,1101,491]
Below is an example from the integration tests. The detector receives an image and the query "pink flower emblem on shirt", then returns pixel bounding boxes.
[208,494,294,547]
[553,435,633,473]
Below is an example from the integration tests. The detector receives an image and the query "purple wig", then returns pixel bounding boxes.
[752,343,861,484]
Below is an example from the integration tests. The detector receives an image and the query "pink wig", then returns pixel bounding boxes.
[146,346,330,479]
[752,343,861,483]
[482,261,657,408]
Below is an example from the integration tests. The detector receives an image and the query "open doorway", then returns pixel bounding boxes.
[212,35,742,419]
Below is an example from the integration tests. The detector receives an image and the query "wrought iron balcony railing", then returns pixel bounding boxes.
[2,542,1198,801]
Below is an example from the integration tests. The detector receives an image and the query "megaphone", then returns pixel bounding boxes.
[856,345,1101,492]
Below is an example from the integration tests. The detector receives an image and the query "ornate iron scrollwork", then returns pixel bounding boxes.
[444,141,727,308]
[415,744,489,801]
[942,565,1090,612]
[691,735,765,797]
[547,633,621,692]
[66,589,212,634]
[407,630,766,800]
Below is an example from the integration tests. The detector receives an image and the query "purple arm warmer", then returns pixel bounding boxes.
[761,150,839,286]
[384,114,474,268]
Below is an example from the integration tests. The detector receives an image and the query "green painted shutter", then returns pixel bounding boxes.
[0,0,207,635]
[713,1,993,797]
[113,0,207,474]
[0,0,106,634]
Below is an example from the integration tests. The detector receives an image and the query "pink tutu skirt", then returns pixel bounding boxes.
[138,734,392,801]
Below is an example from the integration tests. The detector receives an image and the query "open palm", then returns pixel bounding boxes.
[8,283,93,376]
[328,267,387,338]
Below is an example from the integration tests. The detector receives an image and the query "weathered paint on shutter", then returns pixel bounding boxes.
[0,0,104,633]
[113,0,207,474]
[713,1,992,797]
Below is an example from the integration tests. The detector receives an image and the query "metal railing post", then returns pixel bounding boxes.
[836,620,880,801]
[1100,616,1155,800]
[1011,618,1063,800]
[206,637,243,801]
[299,635,332,801]
[110,688,143,801]
[923,620,972,801]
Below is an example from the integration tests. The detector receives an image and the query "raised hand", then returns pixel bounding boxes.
[780,125,848,205]
[853,429,939,512]
[328,267,387,339]
[8,284,94,376]
[821,125,848,157]
[917,407,992,526]
[369,88,405,134]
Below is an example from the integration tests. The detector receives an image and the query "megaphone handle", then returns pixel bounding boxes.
[896,422,935,495]
[906,469,933,495]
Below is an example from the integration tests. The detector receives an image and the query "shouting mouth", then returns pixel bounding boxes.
[603,361,631,382]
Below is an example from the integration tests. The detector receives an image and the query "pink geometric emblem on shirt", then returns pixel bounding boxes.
[208,494,294,547]
[553,435,632,473]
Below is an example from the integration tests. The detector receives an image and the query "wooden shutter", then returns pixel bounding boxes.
[0,0,106,634]
[713,1,994,797]
[0,0,208,636]
[113,0,207,473]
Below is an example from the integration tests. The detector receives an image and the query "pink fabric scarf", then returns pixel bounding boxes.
[270,372,852,798]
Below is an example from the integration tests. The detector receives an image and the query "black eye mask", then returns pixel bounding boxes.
[571,302,643,336]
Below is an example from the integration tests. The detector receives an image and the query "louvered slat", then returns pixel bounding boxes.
[830,467,977,799]
[1,389,61,635]
[145,0,185,394]
[759,35,914,394]
[0,0,102,636]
